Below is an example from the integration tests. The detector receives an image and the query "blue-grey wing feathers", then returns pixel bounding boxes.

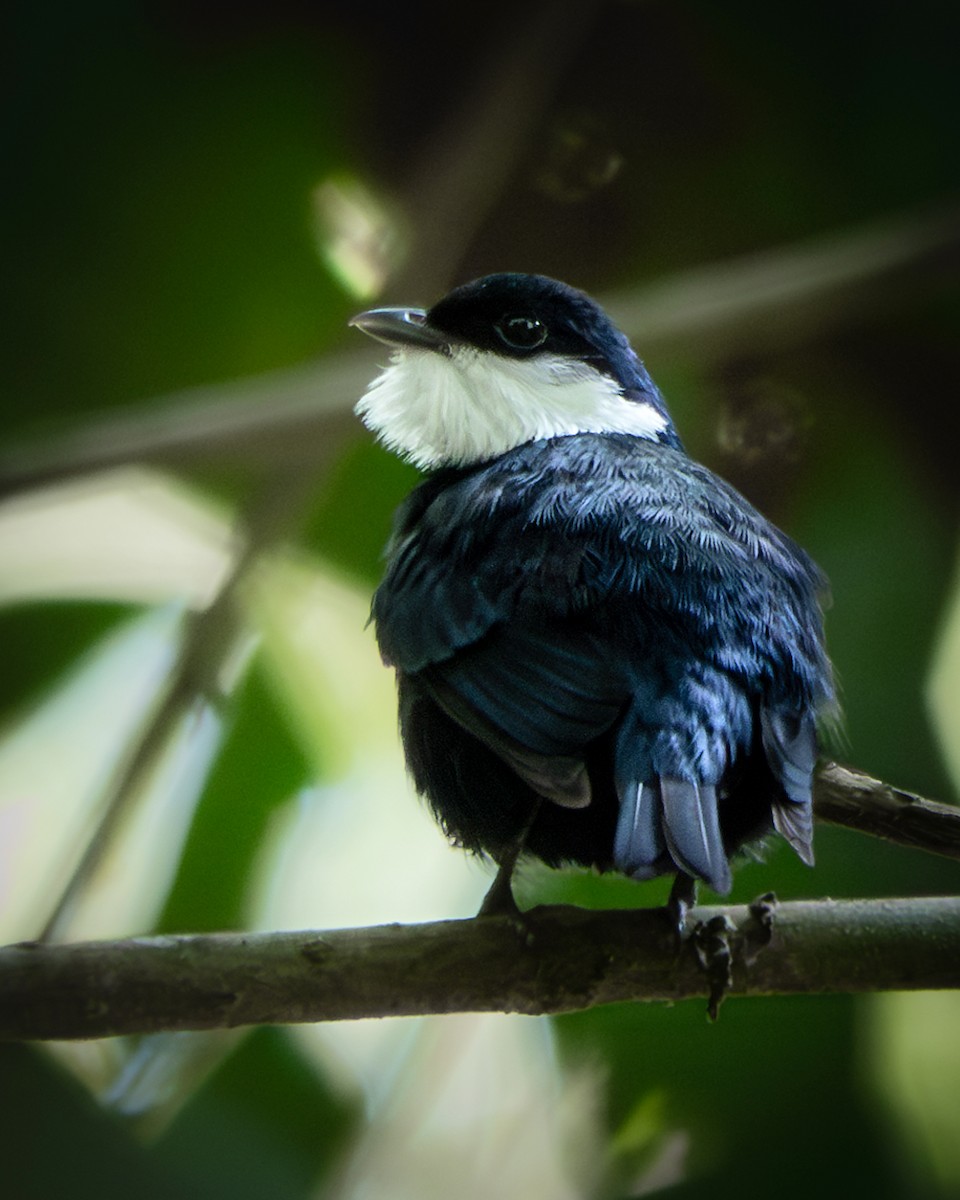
[761,707,818,865]
[426,672,592,809]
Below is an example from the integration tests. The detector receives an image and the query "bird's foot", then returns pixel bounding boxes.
[692,913,736,1021]
[477,801,542,919]
[742,891,778,964]
[476,859,538,949]
[664,871,698,948]
[689,891,779,1019]
[477,857,522,918]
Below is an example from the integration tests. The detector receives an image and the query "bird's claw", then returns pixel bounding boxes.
[743,891,778,964]
[689,891,780,1019]
[664,871,698,947]
[477,864,522,918]
[692,914,736,1021]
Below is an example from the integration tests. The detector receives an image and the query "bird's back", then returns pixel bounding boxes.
[374,433,833,893]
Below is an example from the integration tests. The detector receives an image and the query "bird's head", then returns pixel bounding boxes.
[350,273,680,469]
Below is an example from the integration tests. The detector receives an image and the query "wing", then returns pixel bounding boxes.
[377,433,829,685]
[373,447,644,803]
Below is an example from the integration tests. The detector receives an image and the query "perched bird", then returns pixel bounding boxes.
[351,273,833,904]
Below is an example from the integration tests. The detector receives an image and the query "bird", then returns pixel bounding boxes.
[350,272,834,909]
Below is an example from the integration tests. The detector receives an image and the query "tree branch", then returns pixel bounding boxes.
[2,897,959,1041]
[815,762,960,862]
[3,762,957,1041]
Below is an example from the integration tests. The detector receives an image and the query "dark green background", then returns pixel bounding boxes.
[3,2,959,1197]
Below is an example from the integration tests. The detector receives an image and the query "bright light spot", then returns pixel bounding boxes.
[311,173,407,300]
[0,608,185,940]
[868,992,960,1193]
[927,547,960,794]
[0,468,236,607]
[321,1014,606,1200]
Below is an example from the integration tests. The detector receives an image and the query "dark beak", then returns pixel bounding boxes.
[349,306,453,351]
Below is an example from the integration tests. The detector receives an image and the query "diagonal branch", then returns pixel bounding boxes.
[2,896,959,1042]
[814,761,960,862]
[2,203,957,498]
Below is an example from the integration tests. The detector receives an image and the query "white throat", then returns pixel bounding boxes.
[355,347,669,469]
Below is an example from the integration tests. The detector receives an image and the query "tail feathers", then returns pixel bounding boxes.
[614,777,732,895]
[613,782,664,879]
[761,707,817,866]
[772,798,815,865]
[660,779,732,895]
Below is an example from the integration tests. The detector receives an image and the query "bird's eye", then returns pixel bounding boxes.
[494,314,548,351]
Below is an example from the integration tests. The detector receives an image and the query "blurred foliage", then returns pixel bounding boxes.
[556,994,900,1200]
[0,601,138,721]
[2,1,960,1197]
[155,660,312,934]
[0,1027,358,1200]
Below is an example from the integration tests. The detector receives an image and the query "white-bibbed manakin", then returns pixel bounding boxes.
[351,273,834,909]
